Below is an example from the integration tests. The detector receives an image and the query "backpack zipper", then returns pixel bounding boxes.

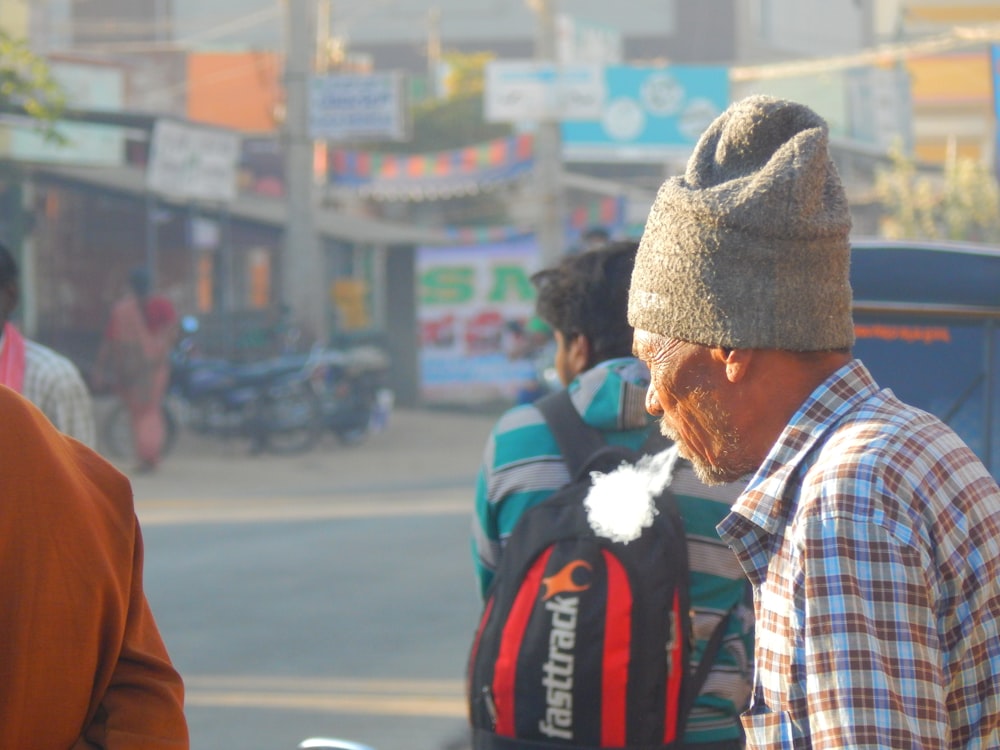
[481,685,498,730]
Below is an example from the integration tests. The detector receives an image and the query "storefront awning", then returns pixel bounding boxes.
[29,162,454,247]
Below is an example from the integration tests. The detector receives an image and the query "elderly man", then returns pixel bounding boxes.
[628,95,1000,749]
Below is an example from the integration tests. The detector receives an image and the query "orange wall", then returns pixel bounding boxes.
[906,3,1000,24]
[906,51,995,163]
[901,4,1000,165]
[907,53,991,106]
[186,52,282,133]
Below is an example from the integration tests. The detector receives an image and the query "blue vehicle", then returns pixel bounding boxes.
[850,239,1000,477]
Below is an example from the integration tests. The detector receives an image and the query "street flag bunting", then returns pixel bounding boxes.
[329,134,535,200]
[440,196,627,244]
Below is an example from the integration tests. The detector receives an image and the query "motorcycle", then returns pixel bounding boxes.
[302,343,393,446]
[102,331,323,458]
[175,347,322,455]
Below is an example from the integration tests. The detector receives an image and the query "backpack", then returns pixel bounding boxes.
[467,389,732,750]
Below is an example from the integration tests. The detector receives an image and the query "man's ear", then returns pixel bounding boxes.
[567,334,591,379]
[712,347,752,383]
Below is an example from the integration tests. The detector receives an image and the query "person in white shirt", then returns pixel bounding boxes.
[0,242,95,446]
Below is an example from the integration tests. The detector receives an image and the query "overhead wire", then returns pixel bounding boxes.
[731,22,1000,81]
[54,3,281,54]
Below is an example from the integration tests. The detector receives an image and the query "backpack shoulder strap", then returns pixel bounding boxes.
[680,605,734,731]
[534,389,606,478]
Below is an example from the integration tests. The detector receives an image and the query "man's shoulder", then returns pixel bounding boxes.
[489,402,556,465]
[821,390,983,481]
[23,340,91,404]
[24,339,85,379]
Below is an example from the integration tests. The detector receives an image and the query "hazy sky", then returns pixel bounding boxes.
[170,0,679,51]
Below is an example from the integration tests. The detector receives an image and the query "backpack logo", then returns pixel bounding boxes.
[541,560,592,600]
[538,559,590,741]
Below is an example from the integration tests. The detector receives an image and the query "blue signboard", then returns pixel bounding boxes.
[561,65,730,162]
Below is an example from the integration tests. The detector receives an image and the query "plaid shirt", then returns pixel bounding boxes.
[22,339,96,448]
[718,359,1000,749]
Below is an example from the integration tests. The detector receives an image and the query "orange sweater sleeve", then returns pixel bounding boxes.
[77,515,189,749]
[0,385,188,748]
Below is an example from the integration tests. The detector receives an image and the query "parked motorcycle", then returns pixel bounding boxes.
[102,335,322,458]
[180,349,322,454]
[303,343,393,446]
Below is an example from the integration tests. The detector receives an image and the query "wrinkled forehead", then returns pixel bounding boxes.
[632,329,699,361]
[632,328,698,356]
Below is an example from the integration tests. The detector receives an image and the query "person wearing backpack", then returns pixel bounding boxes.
[470,241,752,749]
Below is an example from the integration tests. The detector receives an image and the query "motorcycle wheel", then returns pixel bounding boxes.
[260,382,323,455]
[101,401,178,461]
[334,423,368,446]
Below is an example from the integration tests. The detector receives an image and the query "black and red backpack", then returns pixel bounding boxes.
[466,389,731,750]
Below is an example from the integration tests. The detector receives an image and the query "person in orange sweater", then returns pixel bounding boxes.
[0,384,188,747]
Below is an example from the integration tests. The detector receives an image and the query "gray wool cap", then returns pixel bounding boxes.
[628,95,855,351]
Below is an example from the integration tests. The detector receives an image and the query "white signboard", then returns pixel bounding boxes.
[309,73,407,141]
[485,61,605,122]
[6,61,125,167]
[146,119,241,204]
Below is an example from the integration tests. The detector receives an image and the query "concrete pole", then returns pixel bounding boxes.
[427,7,442,87]
[533,0,566,267]
[20,179,37,337]
[283,0,328,344]
[317,0,332,67]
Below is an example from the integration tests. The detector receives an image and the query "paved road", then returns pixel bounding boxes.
[111,406,501,750]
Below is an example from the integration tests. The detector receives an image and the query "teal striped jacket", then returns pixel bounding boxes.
[472,357,753,745]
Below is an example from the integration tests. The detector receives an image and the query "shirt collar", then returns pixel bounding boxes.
[726,358,880,536]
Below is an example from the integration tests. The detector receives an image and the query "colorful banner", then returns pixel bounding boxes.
[417,237,541,405]
[439,195,626,245]
[329,134,535,200]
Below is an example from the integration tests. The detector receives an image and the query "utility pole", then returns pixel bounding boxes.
[283,0,327,344]
[532,0,565,266]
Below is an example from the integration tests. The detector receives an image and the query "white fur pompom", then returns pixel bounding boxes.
[584,445,679,543]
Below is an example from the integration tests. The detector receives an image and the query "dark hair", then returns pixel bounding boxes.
[582,226,610,242]
[532,240,638,366]
[129,266,151,297]
[0,242,18,287]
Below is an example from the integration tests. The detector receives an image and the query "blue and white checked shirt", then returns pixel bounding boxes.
[718,359,1000,749]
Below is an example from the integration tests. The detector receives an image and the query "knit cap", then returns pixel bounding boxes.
[628,95,854,351]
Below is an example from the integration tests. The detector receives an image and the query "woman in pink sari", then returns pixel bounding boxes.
[96,268,177,473]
